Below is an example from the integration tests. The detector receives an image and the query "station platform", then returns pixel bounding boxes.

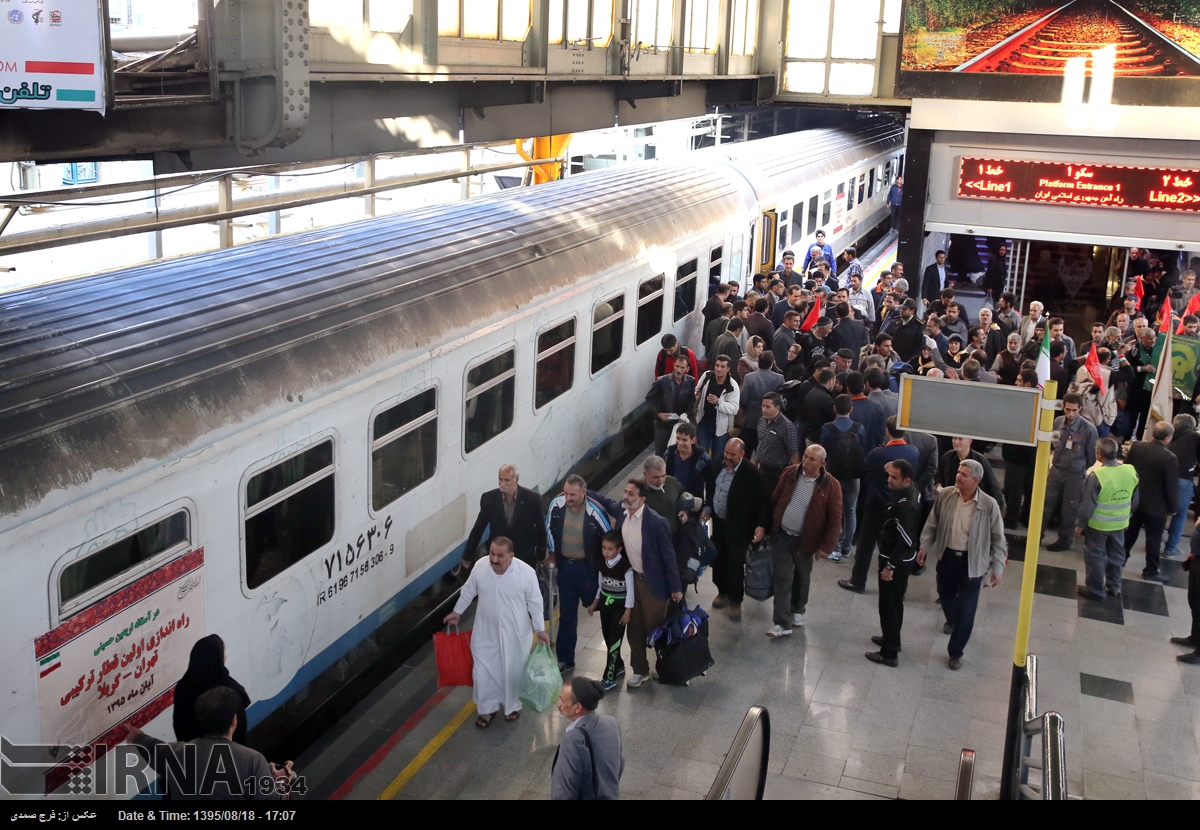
[290,447,1200,801]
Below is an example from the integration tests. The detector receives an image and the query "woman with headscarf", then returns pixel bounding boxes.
[173,634,251,744]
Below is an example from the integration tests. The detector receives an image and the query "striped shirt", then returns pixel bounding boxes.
[561,507,586,559]
[781,473,818,536]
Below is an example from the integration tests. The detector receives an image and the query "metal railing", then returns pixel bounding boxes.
[955,749,975,799]
[1014,655,1069,800]
[706,706,770,800]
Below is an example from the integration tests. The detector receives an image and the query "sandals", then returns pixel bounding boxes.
[504,710,521,722]
[475,713,494,728]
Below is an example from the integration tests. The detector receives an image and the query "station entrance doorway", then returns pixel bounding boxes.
[934,232,1180,338]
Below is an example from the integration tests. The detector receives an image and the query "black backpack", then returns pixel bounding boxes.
[825,422,865,481]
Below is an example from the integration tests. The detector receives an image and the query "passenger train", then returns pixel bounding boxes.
[0,119,903,796]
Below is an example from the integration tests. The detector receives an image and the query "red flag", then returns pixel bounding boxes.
[1178,292,1200,333]
[1085,342,1106,395]
[801,295,823,332]
[1133,275,1145,309]
[1160,307,1173,334]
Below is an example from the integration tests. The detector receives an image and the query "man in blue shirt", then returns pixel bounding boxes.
[839,417,920,593]
[887,176,903,231]
[801,230,835,274]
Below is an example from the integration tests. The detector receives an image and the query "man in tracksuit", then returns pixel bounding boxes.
[546,474,617,672]
[866,459,922,667]
[1075,438,1138,600]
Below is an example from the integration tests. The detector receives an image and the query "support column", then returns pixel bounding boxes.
[898,127,933,300]
[268,174,282,234]
[363,156,377,218]
[217,173,233,249]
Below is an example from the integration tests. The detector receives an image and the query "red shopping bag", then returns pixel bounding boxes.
[432,625,473,687]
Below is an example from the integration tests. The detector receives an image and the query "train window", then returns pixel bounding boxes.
[636,275,665,345]
[535,319,576,409]
[858,173,865,205]
[806,195,818,235]
[868,168,875,198]
[372,388,438,511]
[709,247,722,280]
[791,202,804,240]
[846,178,855,212]
[837,183,846,216]
[777,214,787,252]
[465,349,516,453]
[591,294,625,373]
[245,440,336,590]
[821,190,832,226]
[59,510,190,615]
[674,259,698,321]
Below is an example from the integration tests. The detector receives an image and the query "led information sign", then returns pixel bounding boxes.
[957,156,1200,213]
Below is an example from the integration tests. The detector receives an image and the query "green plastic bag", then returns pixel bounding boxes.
[519,643,563,713]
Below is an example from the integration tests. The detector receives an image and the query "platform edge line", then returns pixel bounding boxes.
[376,699,477,800]
[329,684,453,800]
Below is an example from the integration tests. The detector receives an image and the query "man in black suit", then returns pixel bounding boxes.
[463,464,546,567]
[1125,421,1179,582]
[704,438,769,621]
[829,301,867,356]
[922,250,948,307]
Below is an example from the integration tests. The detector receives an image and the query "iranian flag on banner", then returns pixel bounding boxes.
[1035,328,1051,389]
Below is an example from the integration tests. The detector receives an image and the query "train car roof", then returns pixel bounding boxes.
[709,118,905,207]
[0,122,899,523]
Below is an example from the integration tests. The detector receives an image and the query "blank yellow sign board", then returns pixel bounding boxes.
[897,374,1041,446]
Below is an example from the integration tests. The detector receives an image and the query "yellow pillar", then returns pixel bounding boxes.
[1000,379,1058,799]
[514,135,573,184]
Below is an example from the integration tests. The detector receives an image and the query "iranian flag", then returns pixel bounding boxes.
[38,650,61,678]
[1035,327,1051,389]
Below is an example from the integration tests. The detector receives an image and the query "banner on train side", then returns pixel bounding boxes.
[32,549,205,793]
[1145,334,1200,399]
[0,0,107,114]
[897,0,1200,106]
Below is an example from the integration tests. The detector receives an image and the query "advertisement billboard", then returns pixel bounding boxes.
[1,0,107,114]
[898,0,1200,105]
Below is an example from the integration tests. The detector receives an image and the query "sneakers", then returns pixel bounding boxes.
[614,666,627,678]
[765,625,793,638]
[828,551,843,562]
[626,673,647,688]
[558,661,575,673]
[601,678,618,691]
[948,657,962,670]
[792,613,805,627]
[837,579,865,594]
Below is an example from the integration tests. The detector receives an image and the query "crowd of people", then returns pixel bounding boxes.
[117,243,1200,801]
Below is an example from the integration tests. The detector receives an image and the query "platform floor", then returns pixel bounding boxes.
[292,445,1200,800]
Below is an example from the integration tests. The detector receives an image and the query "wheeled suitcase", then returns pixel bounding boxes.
[650,603,715,686]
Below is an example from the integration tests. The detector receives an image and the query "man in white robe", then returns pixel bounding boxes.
[445,536,548,726]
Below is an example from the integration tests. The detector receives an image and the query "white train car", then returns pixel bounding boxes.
[0,121,903,797]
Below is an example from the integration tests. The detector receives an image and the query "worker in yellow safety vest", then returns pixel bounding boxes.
[1075,436,1139,601]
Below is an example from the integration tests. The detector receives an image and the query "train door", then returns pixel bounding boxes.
[757,210,777,273]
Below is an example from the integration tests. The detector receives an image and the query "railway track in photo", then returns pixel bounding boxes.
[956,0,1200,76]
